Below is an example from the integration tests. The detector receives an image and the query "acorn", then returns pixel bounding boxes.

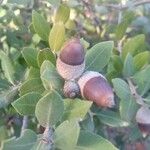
[78,71,115,108]
[63,80,80,98]
[136,106,150,136]
[56,38,85,80]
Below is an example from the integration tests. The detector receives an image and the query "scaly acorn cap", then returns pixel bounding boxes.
[63,80,80,98]
[136,106,150,136]
[78,71,115,108]
[56,38,85,80]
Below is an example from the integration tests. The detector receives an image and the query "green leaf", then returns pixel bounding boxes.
[7,0,31,6]
[19,78,45,96]
[128,124,142,141]
[49,22,65,51]
[37,48,56,67]
[123,53,135,77]
[12,92,42,116]
[85,41,114,71]
[0,126,8,141]
[80,114,94,132]
[54,4,70,23]
[1,129,37,150]
[26,67,40,80]
[120,96,139,122]
[122,34,145,60]
[0,78,10,91]
[76,131,118,150]
[65,19,76,30]
[115,11,135,40]
[0,86,19,109]
[32,10,50,41]
[32,140,51,150]
[62,99,92,121]
[29,23,35,34]
[133,65,150,96]
[111,55,123,73]
[22,47,38,68]
[54,120,80,150]
[116,21,128,40]
[40,60,64,91]
[97,110,129,127]
[47,0,60,6]
[133,51,150,71]
[0,51,15,84]
[35,91,64,127]
[112,78,131,101]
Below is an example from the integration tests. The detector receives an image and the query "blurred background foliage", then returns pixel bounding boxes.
[0,0,150,149]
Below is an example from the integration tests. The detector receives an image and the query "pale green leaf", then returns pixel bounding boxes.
[120,96,139,122]
[0,86,19,109]
[12,92,42,116]
[47,0,60,6]
[123,53,135,77]
[85,41,114,71]
[133,65,150,95]
[37,48,56,67]
[133,51,150,71]
[54,4,70,23]
[1,129,37,150]
[19,78,45,96]
[115,11,135,40]
[97,110,129,127]
[0,126,8,141]
[54,120,80,150]
[112,78,131,101]
[32,11,50,41]
[35,91,64,127]
[62,99,92,121]
[49,22,65,51]
[26,67,40,80]
[22,47,38,68]
[76,131,118,150]
[122,34,145,60]
[40,60,64,91]
[0,51,15,84]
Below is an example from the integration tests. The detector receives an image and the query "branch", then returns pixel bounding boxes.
[103,0,150,10]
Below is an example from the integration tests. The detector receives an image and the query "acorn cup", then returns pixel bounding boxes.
[136,106,150,136]
[78,71,115,108]
[56,38,85,80]
[63,80,80,98]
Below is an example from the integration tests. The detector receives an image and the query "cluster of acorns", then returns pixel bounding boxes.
[56,38,115,108]
[56,38,150,136]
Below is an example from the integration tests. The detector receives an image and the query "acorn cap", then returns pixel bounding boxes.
[57,57,85,80]
[136,106,150,124]
[59,38,84,65]
[78,71,114,108]
[136,106,150,136]
[63,80,80,98]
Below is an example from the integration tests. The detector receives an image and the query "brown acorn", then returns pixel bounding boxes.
[136,106,150,136]
[63,80,80,98]
[78,71,115,108]
[56,38,85,80]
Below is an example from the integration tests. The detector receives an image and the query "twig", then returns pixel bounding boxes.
[127,78,148,107]
[102,0,150,10]
[21,116,28,135]
[81,0,102,33]
[42,126,53,149]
